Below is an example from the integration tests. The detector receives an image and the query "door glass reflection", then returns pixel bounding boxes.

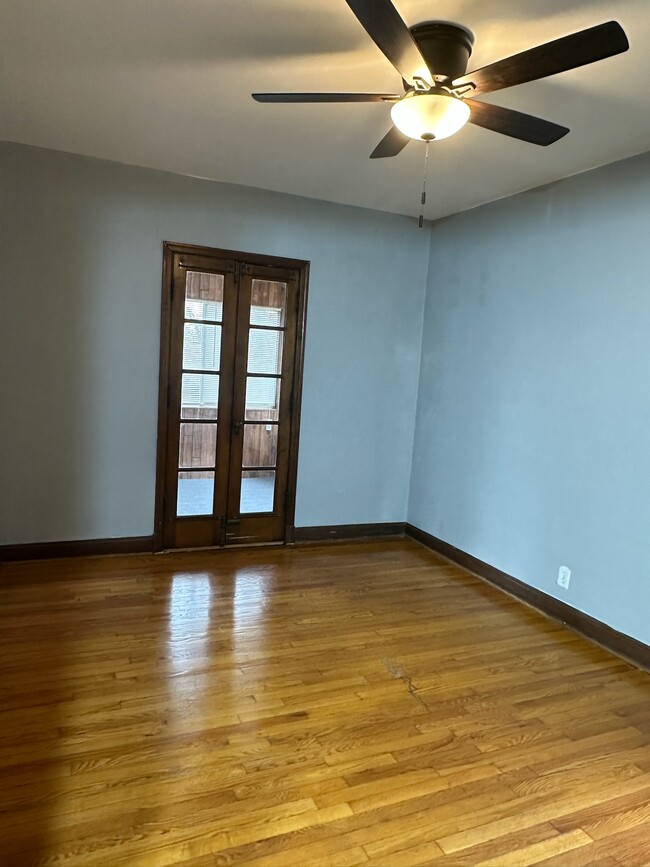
[178,423,217,469]
[181,373,219,420]
[240,470,275,513]
[177,471,215,516]
[250,280,286,327]
[245,376,280,421]
[243,423,278,468]
[247,329,283,375]
[183,323,221,371]
[185,271,223,322]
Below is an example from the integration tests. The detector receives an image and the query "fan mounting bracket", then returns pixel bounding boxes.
[412,76,431,92]
[409,21,475,81]
[450,82,477,97]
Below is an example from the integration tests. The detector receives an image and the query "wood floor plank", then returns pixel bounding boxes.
[407,822,562,867]
[0,539,649,865]
[476,828,592,866]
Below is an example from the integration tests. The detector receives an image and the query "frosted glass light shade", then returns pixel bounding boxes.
[390,92,470,141]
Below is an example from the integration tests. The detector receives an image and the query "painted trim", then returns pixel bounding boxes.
[0,536,153,562]
[294,522,406,543]
[405,523,650,671]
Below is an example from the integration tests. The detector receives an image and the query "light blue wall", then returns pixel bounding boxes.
[409,150,650,645]
[0,143,428,544]
[3,140,649,649]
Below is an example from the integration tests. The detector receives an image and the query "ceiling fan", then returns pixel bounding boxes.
[252,0,629,158]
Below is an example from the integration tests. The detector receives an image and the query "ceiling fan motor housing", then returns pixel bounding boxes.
[410,22,474,81]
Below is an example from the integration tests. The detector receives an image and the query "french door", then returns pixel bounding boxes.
[155,243,308,550]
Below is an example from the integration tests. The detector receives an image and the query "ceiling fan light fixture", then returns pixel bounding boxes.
[390,91,470,141]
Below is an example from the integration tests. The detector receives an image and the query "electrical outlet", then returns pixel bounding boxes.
[557,566,571,590]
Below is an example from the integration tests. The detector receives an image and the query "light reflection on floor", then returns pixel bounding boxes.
[166,568,277,719]
[233,569,274,636]
[168,573,212,673]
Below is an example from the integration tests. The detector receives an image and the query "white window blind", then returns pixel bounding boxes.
[184,299,222,321]
[248,306,282,408]
[251,307,282,327]
[181,304,281,409]
[182,374,218,408]
[182,300,222,407]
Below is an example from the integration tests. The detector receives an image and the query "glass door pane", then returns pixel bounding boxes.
[183,324,221,371]
[185,271,224,321]
[242,423,278,467]
[245,376,281,421]
[250,280,286,326]
[240,471,276,513]
[178,423,217,468]
[175,270,224,519]
[247,329,283,375]
[177,472,215,517]
[233,278,288,515]
[181,373,219,420]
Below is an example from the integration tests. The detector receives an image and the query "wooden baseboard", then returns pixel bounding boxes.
[405,523,650,671]
[294,522,406,543]
[0,535,154,562]
[1,524,405,560]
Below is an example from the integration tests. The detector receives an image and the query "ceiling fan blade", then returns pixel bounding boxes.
[452,21,629,96]
[345,0,432,85]
[370,126,410,159]
[465,99,569,146]
[252,92,400,103]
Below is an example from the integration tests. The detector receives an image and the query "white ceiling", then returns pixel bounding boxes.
[2,0,649,219]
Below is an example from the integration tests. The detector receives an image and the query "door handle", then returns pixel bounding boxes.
[232,420,243,435]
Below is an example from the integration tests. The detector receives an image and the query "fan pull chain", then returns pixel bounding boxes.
[418,140,431,228]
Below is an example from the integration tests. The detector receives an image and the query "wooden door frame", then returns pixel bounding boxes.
[153,241,310,552]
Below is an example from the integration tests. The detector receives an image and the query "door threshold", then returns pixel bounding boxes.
[158,540,286,554]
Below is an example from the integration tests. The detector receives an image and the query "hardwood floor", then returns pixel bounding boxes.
[1,539,649,866]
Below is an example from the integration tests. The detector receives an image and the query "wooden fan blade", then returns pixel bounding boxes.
[465,99,569,146]
[452,21,629,96]
[370,126,410,158]
[252,93,400,103]
[345,0,432,84]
